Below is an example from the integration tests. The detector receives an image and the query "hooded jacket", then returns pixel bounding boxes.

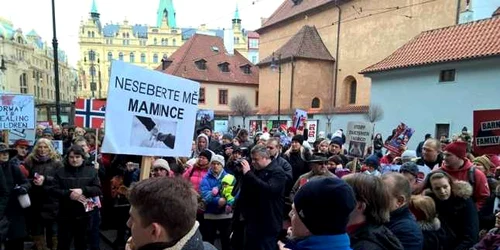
[440,159,490,209]
[384,205,423,250]
[427,180,479,250]
[349,223,404,250]
[199,169,232,218]
[418,218,448,250]
[183,163,210,193]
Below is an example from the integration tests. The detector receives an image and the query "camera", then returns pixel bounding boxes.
[233,158,246,170]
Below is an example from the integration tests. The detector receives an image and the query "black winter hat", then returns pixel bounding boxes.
[199,150,213,161]
[294,177,356,235]
[292,135,304,145]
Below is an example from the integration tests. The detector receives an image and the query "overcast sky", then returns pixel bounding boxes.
[0,0,283,66]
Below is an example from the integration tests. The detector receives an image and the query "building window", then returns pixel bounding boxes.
[219,89,228,105]
[439,69,456,82]
[107,52,112,61]
[349,80,357,104]
[249,39,258,49]
[172,38,176,46]
[255,90,259,107]
[164,38,168,46]
[130,52,135,63]
[199,87,205,104]
[251,56,257,64]
[241,64,251,74]
[19,73,28,94]
[153,54,158,63]
[218,62,230,72]
[119,52,124,61]
[154,38,157,45]
[141,53,146,63]
[195,59,207,70]
[91,31,95,38]
[311,97,320,108]
[87,31,91,38]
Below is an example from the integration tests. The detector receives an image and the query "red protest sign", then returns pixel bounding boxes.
[473,109,500,155]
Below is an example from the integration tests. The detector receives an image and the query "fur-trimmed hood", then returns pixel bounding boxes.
[453,180,473,199]
[418,218,441,231]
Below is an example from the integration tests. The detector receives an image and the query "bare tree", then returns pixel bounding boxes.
[323,103,335,133]
[230,95,252,128]
[365,104,384,151]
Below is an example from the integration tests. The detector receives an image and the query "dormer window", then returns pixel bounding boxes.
[240,64,251,74]
[218,62,230,73]
[195,59,207,70]
[291,0,303,5]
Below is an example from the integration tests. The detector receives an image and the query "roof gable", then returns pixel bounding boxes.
[158,34,258,85]
[362,16,500,74]
[259,25,334,65]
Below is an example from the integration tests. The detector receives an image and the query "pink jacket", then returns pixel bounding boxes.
[183,165,209,192]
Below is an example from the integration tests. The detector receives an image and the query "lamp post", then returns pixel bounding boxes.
[51,0,61,124]
[270,52,282,127]
[0,56,6,92]
[86,50,99,98]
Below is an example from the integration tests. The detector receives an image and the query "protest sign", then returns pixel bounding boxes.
[214,120,228,134]
[292,109,307,130]
[8,129,36,145]
[306,120,318,143]
[0,94,35,130]
[52,140,63,155]
[346,121,373,158]
[474,109,500,155]
[101,60,200,157]
[196,109,214,125]
[384,123,415,154]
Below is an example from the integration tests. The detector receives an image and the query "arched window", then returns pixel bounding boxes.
[141,53,146,63]
[164,38,168,46]
[153,54,158,63]
[119,52,124,61]
[88,31,91,38]
[311,97,320,108]
[163,53,168,59]
[343,76,357,104]
[154,38,157,45]
[130,52,135,63]
[172,38,176,46]
[19,73,27,94]
[91,31,95,38]
[107,52,112,61]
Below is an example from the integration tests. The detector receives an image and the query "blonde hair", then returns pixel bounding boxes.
[409,195,437,222]
[27,138,60,161]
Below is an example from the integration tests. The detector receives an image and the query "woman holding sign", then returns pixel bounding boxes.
[23,138,63,250]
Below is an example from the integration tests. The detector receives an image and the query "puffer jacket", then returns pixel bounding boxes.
[51,162,102,218]
[349,223,404,250]
[384,205,423,250]
[427,180,479,250]
[183,164,209,193]
[24,157,63,220]
[199,169,232,217]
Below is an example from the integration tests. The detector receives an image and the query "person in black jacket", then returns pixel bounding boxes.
[343,174,403,250]
[0,143,30,250]
[51,145,102,250]
[238,144,286,250]
[381,173,423,250]
[425,171,479,250]
[409,195,448,250]
[283,135,311,185]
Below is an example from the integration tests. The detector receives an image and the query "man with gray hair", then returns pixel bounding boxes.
[238,144,287,250]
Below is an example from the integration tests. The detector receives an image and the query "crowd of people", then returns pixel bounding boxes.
[1,122,500,250]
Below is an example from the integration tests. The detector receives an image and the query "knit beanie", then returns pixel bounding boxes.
[199,150,213,161]
[444,141,467,159]
[487,154,500,168]
[330,137,343,147]
[210,154,225,167]
[43,127,53,135]
[152,159,170,172]
[294,177,356,235]
[474,156,494,172]
[292,135,304,145]
[364,154,380,168]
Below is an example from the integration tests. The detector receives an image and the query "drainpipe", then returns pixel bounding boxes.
[290,55,295,109]
[333,2,341,108]
[455,0,462,24]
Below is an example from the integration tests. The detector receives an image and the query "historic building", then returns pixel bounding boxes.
[244,0,497,133]
[362,14,500,149]
[157,33,258,117]
[77,0,250,98]
[0,17,77,121]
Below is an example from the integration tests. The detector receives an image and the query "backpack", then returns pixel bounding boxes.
[468,166,476,200]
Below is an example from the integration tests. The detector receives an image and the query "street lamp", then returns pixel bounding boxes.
[0,56,6,71]
[85,50,99,98]
[270,52,282,127]
[51,0,61,124]
[33,71,43,103]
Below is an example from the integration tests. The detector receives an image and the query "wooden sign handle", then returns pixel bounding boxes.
[140,156,153,180]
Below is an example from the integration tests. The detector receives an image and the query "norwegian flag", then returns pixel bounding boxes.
[75,98,106,129]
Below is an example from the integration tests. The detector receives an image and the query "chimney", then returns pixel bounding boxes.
[224,29,235,55]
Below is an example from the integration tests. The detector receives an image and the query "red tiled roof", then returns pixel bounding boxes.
[257,0,339,32]
[361,17,500,74]
[257,105,368,115]
[247,31,260,38]
[258,25,334,65]
[157,34,258,85]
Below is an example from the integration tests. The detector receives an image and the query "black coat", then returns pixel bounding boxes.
[239,160,286,237]
[0,162,8,218]
[283,149,310,184]
[271,155,293,195]
[349,223,404,250]
[51,162,102,218]
[384,205,423,250]
[419,218,448,250]
[24,157,63,220]
[2,159,31,240]
[428,181,478,250]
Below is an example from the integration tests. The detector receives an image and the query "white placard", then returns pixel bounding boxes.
[8,129,36,145]
[306,120,318,143]
[214,120,228,133]
[52,140,63,155]
[346,121,373,158]
[101,60,200,157]
[0,94,35,130]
